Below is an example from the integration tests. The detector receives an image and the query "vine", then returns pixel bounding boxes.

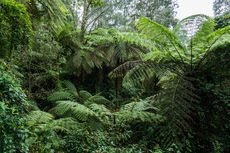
[0,61,30,153]
[0,0,32,59]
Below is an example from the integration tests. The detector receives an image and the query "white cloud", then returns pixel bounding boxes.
[176,0,215,20]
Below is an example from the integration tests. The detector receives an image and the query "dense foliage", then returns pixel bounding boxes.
[0,61,30,153]
[0,0,229,153]
[0,0,32,59]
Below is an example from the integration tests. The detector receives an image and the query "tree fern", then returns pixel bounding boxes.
[87,28,151,67]
[109,14,230,149]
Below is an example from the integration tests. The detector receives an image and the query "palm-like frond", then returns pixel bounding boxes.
[49,100,99,122]
[59,27,152,74]
[153,75,199,147]
[195,25,230,69]
[112,99,164,126]
[206,25,230,51]
[27,0,68,26]
[87,28,151,67]
[197,34,230,76]
[173,14,210,46]
[62,80,79,98]
[48,81,110,121]
[27,110,54,124]
[88,103,112,124]
[57,28,106,75]
[26,110,81,132]
[121,64,164,90]
[63,80,77,93]
[85,94,111,106]
[136,17,186,63]
[121,99,158,112]
[26,110,83,153]
[50,117,83,131]
[109,57,183,81]
[191,19,215,59]
[108,60,144,78]
[49,100,113,127]
[89,28,154,51]
[48,91,73,101]
[78,90,93,101]
[114,110,163,125]
[70,47,105,74]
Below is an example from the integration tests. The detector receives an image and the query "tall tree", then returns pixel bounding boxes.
[0,0,32,59]
[213,0,230,16]
[99,0,178,29]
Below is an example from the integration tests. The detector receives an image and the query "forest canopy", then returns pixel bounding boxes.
[0,0,229,153]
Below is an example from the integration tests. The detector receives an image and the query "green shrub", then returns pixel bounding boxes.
[0,0,32,59]
[0,61,30,153]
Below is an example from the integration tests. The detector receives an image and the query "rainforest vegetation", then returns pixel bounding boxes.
[0,0,229,152]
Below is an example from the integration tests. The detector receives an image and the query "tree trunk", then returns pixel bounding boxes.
[80,1,90,42]
[96,68,103,93]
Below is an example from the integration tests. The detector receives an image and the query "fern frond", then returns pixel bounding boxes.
[27,111,54,124]
[136,17,186,63]
[87,28,149,68]
[121,99,158,112]
[85,94,111,106]
[79,90,93,101]
[122,64,164,89]
[88,103,112,124]
[108,60,144,79]
[196,25,230,69]
[49,101,99,122]
[153,74,199,147]
[114,110,163,125]
[174,14,210,45]
[191,19,215,57]
[109,56,184,86]
[207,25,230,49]
[118,32,155,51]
[27,110,83,132]
[197,38,230,75]
[27,0,69,33]
[48,91,73,101]
[62,80,77,93]
[89,28,153,51]
[50,117,83,131]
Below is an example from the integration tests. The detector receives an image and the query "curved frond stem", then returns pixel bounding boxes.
[168,37,187,67]
[196,27,229,70]
[190,38,193,71]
